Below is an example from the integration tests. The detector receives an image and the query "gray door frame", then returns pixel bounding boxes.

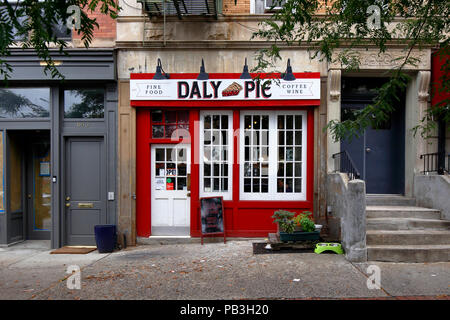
[63,135,107,245]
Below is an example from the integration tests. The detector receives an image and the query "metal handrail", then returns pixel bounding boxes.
[332,150,361,181]
[420,152,449,174]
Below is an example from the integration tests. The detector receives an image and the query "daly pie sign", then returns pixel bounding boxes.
[130,78,320,101]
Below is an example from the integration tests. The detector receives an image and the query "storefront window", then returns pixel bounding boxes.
[200,111,233,200]
[154,146,188,191]
[243,114,269,193]
[64,89,105,119]
[240,111,306,201]
[0,88,50,118]
[151,110,189,139]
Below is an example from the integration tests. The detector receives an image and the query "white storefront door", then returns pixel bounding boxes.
[151,144,190,236]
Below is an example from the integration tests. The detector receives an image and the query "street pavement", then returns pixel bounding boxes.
[0,240,448,300]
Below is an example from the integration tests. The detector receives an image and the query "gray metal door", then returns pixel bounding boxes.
[64,137,106,245]
[341,102,405,194]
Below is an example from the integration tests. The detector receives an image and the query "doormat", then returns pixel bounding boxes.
[50,246,97,254]
[252,242,314,255]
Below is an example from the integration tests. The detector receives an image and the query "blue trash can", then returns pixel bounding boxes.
[94,225,116,253]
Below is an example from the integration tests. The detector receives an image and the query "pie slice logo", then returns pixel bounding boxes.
[222,82,243,97]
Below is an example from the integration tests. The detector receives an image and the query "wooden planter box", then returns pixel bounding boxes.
[279,231,321,242]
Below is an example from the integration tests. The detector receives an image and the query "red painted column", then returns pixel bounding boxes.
[189,110,200,236]
[136,109,151,237]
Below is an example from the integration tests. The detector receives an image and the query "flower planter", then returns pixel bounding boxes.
[279,231,321,242]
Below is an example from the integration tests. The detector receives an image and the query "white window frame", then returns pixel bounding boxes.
[239,110,307,201]
[199,110,234,200]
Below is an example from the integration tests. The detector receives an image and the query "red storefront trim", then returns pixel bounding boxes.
[134,73,319,238]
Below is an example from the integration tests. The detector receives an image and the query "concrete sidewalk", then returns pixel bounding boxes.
[0,240,448,300]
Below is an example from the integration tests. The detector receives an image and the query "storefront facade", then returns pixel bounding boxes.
[0,49,118,248]
[130,73,320,237]
[116,0,435,246]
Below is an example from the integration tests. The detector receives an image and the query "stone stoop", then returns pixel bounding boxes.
[365,196,450,263]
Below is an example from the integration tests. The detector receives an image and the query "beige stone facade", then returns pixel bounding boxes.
[116,0,435,244]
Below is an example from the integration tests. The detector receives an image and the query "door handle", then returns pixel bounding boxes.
[66,196,70,201]
[366,147,371,153]
[65,203,71,207]
[186,192,191,197]
[187,173,191,191]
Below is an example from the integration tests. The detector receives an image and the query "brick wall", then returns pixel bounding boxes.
[222,0,330,15]
[223,0,250,14]
[72,6,116,43]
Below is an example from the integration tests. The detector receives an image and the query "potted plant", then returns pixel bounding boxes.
[272,210,321,242]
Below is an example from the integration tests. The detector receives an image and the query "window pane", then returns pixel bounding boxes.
[155,149,165,161]
[152,125,164,138]
[286,115,294,129]
[253,178,260,192]
[221,115,228,129]
[204,163,211,176]
[222,178,228,191]
[178,111,189,123]
[213,115,220,129]
[295,131,302,145]
[295,179,302,192]
[204,115,211,129]
[295,147,302,161]
[177,178,187,190]
[204,131,211,145]
[244,178,251,192]
[262,116,269,129]
[204,178,211,191]
[155,163,164,176]
[277,115,284,129]
[295,115,302,129]
[0,88,50,118]
[64,89,104,119]
[201,113,232,195]
[165,111,177,123]
[152,110,163,122]
[261,178,269,193]
[244,116,251,129]
[165,125,176,138]
[212,131,220,145]
[286,131,293,145]
[177,163,187,176]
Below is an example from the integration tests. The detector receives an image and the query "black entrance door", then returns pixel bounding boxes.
[340,78,405,194]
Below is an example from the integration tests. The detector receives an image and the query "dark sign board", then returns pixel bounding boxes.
[200,196,226,244]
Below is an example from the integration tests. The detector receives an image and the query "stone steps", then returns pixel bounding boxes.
[366,195,416,206]
[367,217,450,231]
[365,198,450,262]
[366,206,441,219]
[366,230,450,245]
[367,244,450,263]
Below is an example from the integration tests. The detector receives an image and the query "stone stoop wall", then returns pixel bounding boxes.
[414,174,450,220]
[326,173,367,262]
[72,5,117,47]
